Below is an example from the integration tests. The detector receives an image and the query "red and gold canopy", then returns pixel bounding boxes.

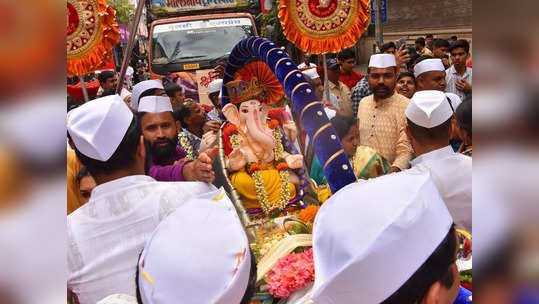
[278,0,371,54]
[67,0,119,76]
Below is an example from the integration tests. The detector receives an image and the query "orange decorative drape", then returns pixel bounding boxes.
[278,0,371,54]
[67,0,120,76]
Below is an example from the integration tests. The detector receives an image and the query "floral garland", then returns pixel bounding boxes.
[236,120,291,218]
[178,132,196,160]
[273,128,291,216]
[267,248,315,299]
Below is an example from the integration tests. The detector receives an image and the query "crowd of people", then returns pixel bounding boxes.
[66,34,472,304]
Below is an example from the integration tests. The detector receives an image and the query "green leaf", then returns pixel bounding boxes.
[107,0,135,28]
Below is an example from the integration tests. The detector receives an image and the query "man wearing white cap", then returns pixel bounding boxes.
[414,57,447,92]
[131,79,166,110]
[304,171,464,303]
[357,54,413,172]
[67,95,215,304]
[207,78,224,121]
[138,96,217,182]
[136,189,255,304]
[405,90,472,232]
[302,68,339,114]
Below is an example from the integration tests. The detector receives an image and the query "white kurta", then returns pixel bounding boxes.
[409,146,472,232]
[67,175,216,304]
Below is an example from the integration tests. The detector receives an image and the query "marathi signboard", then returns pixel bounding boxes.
[152,17,253,34]
[151,0,249,15]
[195,69,219,106]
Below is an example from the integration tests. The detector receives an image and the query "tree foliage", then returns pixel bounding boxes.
[107,0,135,27]
[261,0,287,46]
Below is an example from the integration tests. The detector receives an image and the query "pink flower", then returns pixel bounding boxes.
[267,248,315,298]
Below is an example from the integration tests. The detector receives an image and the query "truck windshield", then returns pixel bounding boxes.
[151,17,255,65]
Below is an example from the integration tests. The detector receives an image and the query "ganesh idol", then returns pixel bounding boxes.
[218,61,305,220]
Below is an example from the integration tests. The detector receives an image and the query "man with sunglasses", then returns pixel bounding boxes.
[404,90,472,233]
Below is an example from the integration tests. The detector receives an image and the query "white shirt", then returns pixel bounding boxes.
[445,65,472,102]
[409,146,472,232]
[298,62,317,69]
[67,175,215,304]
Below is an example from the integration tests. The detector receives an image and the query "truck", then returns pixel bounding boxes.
[146,0,260,104]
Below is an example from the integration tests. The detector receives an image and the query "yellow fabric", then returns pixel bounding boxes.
[329,81,353,117]
[317,187,332,203]
[357,93,413,170]
[67,149,85,215]
[230,168,296,210]
[352,146,391,179]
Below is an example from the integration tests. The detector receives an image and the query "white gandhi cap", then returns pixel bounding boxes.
[131,79,164,110]
[445,92,462,112]
[67,95,134,161]
[406,90,454,128]
[208,79,223,94]
[414,58,445,78]
[97,294,137,304]
[368,54,396,68]
[311,171,453,303]
[120,88,131,101]
[138,189,251,304]
[138,96,173,113]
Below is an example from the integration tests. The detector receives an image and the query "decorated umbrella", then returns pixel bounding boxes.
[278,0,370,99]
[67,0,119,100]
[278,0,370,54]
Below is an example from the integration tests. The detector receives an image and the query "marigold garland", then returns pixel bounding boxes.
[298,205,321,223]
[223,123,239,155]
[268,119,280,130]
[275,159,289,172]
[246,162,261,175]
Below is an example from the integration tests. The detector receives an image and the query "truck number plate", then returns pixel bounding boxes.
[183,63,200,70]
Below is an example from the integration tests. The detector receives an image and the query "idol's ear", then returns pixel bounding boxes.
[223,104,240,127]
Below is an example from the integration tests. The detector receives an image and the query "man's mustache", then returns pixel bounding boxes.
[153,138,171,145]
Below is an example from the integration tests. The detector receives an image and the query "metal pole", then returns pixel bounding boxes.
[79,76,89,102]
[323,54,330,101]
[374,0,384,50]
[116,0,145,94]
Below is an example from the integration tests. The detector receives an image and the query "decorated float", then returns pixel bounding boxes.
[213,0,472,300]
[212,0,372,300]
[214,35,357,302]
